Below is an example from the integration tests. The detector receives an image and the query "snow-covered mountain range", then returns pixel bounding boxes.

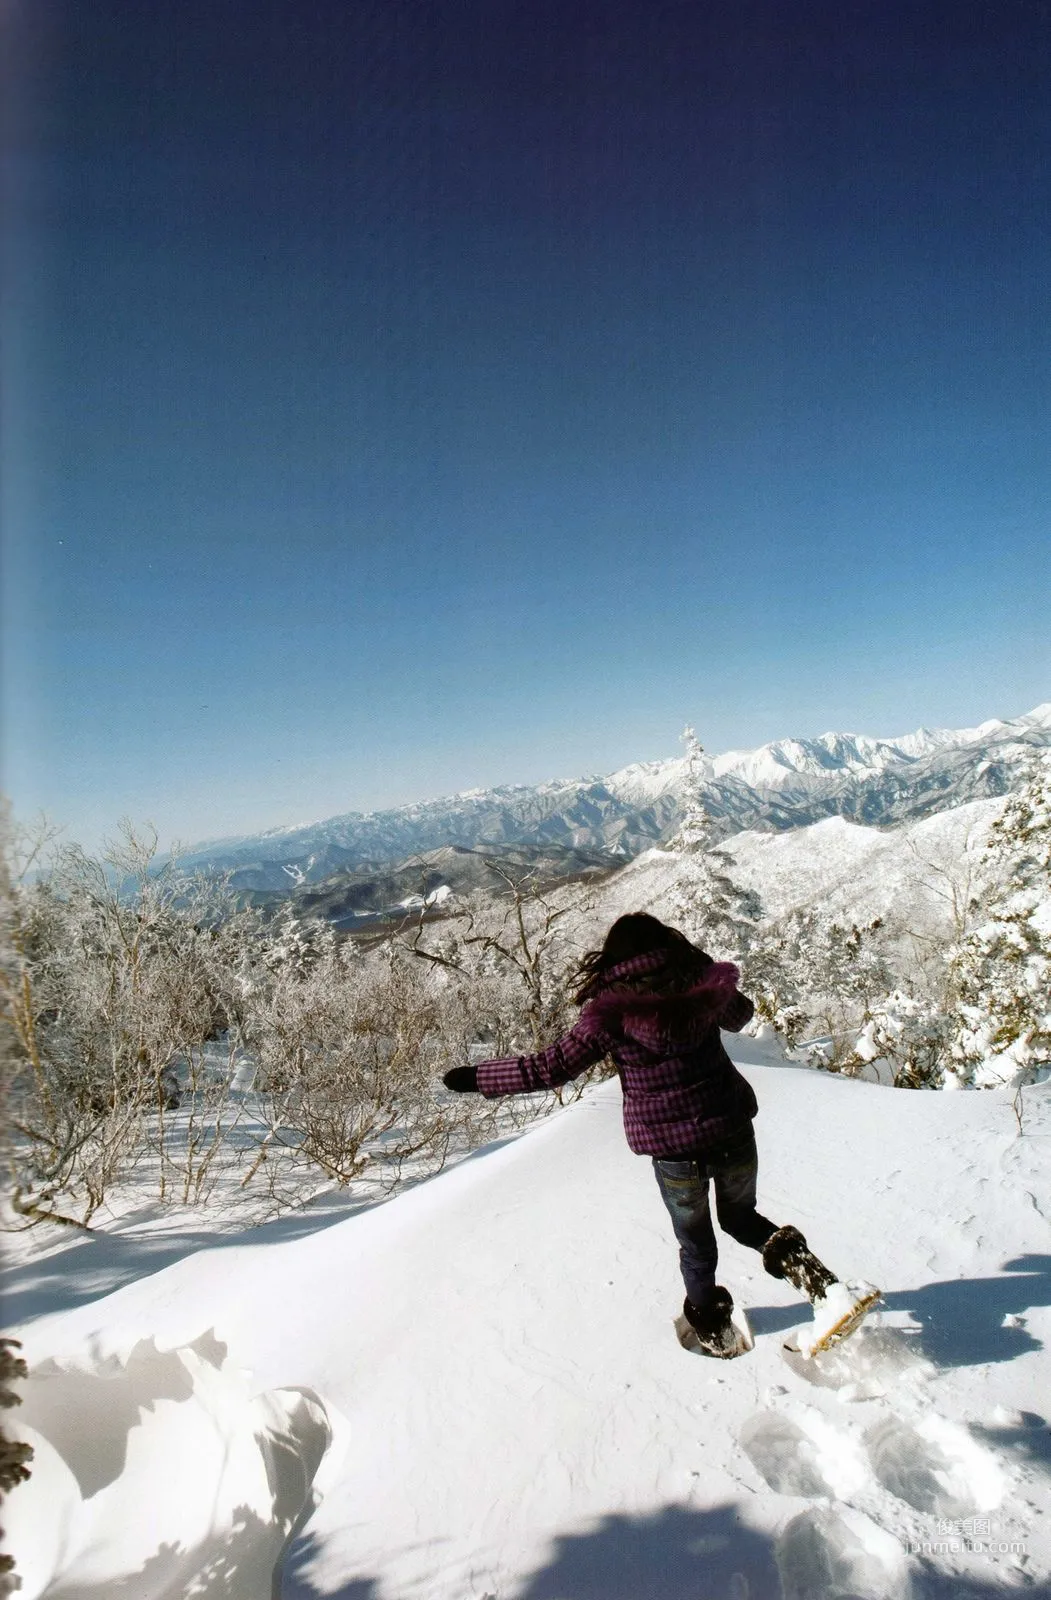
[179,703,1050,892]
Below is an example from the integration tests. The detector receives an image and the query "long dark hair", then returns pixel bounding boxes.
[572,913,707,1004]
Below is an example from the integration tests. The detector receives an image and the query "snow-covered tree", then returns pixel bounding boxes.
[664,727,761,958]
[0,1336,32,1597]
[257,905,338,981]
[399,863,592,1054]
[1,816,245,1223]
[744,907,893,1069]
[944,755,1051,1088]
[846,990,951,1089]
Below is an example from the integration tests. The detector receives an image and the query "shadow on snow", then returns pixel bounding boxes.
[747,1253,1051,1369]
[281,1499,1051,1600]
[1,1133,523,1327]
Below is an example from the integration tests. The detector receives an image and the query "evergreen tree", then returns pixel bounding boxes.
[848,989,950,1089]
[945,754,1051,1087]
[746,907,892,1070]
[0,1337,32,1598]
[664,727,761,958]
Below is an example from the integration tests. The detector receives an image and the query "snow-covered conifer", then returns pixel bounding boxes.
[258,905,336,980]
[664,727,761,958]
[944,754,1051,1087]
[745,908,892,1070]
[847,990,950,1088]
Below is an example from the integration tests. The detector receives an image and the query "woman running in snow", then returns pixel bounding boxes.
[443,911,844,1358]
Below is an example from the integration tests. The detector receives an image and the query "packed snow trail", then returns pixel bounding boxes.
[3,1063,1050,1599]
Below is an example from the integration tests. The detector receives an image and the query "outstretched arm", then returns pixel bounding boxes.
[466,1014,613,1097]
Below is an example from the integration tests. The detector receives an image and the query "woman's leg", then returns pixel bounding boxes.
[711,1136,839,1300]
[652,1157,720,1307]
[710,1136,779,1252]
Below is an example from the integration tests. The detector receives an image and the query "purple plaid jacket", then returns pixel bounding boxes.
[475,950,758,1157]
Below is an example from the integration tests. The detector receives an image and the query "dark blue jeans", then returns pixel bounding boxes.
[652,1130,778,1308]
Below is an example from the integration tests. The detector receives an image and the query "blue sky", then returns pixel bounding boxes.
[3,0,1049,849]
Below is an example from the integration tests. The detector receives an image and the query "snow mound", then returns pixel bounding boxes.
[776,1504,913,1600]
[3,1332,340,1600]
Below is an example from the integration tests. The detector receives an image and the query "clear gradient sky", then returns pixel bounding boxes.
[3,0,1049,850]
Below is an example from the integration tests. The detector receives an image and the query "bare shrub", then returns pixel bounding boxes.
[399,863,608,1103]
[241,939,481,1188]
[0,814,249,1224]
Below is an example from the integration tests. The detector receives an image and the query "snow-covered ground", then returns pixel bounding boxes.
[4,1053,1050,1599]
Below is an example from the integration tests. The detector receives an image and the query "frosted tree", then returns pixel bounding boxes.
[257,906,337,981]
[663,726,761,959]
[670,726,716,853]
[847,990,951,1089]
[400,861,591,1052]
[745,907,893,1070]
[944,754,1051,1088]
[0,817,267,1222]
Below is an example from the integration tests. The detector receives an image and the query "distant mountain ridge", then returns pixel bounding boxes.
[178,702,1051,893]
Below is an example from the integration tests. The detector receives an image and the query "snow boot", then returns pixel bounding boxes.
[762,1225,838,1303]
[682,1287,741,1359]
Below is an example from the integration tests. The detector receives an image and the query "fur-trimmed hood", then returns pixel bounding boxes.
[584,954,742,1053]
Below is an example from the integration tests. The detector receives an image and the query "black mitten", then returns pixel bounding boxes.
[442,1066,480,1093]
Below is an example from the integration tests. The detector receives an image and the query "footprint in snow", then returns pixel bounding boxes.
[864,1412,1005,1519]
[775,1505,913,1600]
[740,1409,868,1500]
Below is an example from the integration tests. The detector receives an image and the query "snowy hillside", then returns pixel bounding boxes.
[4,1061,1050,1599]
[568,797,1006,958]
